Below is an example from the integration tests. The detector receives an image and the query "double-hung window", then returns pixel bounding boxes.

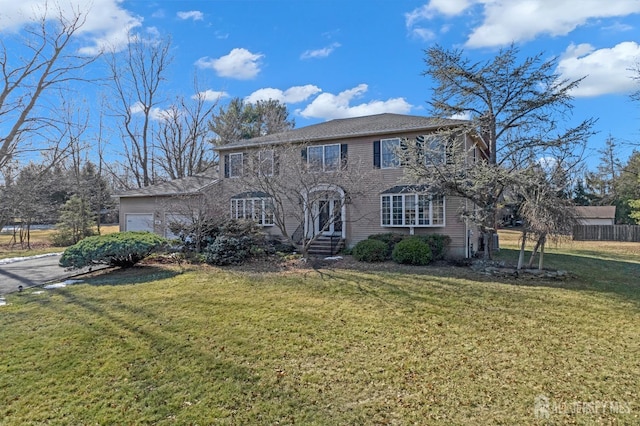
[226,153,243,178]
[381,138,401,169]
[230,195,274,226]
[381,193,445,227]
[259,150,274,176]
[306,144,344,172]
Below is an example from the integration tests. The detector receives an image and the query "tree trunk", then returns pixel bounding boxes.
[538,235,546,271]
[517,230,527,270]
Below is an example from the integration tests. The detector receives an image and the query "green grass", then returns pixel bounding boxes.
[0,234,639,424]
[0,225,119,260]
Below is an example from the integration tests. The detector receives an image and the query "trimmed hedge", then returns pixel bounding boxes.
[366,233,450,261]
[352,239,388,262]
[391,237,432,265]
[59,231,167,269]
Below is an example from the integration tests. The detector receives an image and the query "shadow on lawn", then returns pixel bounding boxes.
[82,265,182,286]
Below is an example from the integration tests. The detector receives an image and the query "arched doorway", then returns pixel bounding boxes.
[303,185,346,239]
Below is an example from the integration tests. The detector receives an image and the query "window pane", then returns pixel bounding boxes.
[418,195,430,225]
[264,199,274,225]
[392,195,403,225]
[405,195,416,225]
[381,139,400,168]
[425,136,445,164]
[432,195,444,225]
[382,196,391,226]
[324,144,340,171]
[308,146,323,172]
[259,150,274,176]
[229,153,243,177]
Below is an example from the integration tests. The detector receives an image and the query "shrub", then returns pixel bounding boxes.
[204,235,255,265]
[59,231,167,269]
[352,239,388,262]
[367,233,406,258]
[202,220,269,265]
[391,237,432,265]
[415,234,450,260]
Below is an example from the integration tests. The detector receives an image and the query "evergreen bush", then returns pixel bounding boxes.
[59,231,167,269]
[352,239,388,262]
[391,237,432,265]
[367,233,406,258]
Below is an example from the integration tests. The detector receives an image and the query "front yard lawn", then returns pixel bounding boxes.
[0,234,638,424]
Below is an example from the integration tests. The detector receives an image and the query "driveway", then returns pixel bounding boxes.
[0,254,93,295]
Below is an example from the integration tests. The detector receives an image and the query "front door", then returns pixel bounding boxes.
[316,198,342,236]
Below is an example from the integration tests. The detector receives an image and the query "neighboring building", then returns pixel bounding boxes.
[116,172,219,238]
[116,113,488,258]
[574,206,616,226]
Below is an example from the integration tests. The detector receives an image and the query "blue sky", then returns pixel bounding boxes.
[2,0,640,170]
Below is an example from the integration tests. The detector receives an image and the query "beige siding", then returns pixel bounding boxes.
[215,129,479,258]
[119,195,205,238]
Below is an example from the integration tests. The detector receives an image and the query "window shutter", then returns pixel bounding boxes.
[301,147,307,163]
[273,152,280,175]
[340,144,348,169]
[224,154,229,178]
[373,140,380,168]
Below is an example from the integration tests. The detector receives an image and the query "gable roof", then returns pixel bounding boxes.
[115,171,219,198]
[575,206,616,219]
[216,113,469,151]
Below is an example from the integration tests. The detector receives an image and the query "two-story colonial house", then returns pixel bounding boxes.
[117,113,486,258]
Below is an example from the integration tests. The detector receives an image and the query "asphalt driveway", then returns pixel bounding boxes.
[0,254,86,295]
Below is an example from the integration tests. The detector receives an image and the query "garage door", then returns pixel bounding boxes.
[125,213,154,232]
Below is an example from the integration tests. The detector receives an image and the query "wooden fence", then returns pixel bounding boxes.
[573,225,640,242]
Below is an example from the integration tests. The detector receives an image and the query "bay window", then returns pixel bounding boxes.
[381,193,445,227]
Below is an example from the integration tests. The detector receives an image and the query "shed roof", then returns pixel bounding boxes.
[574,206,616,219]
[216,113,470,151]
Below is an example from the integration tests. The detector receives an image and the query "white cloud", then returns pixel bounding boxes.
[177,10,203,21]
[405,1,640,48]
[0,0,143,55]
[195,48,263,80]
[405,1,471,40]
[194,90,229,102]
[466,0,640,48]
[557,42,640,97]
[245,85,322,104]
[300,43,341,60]
[130,102,167,121]
[297,84,412,120]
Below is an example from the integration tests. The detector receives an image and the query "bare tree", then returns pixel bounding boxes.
[155,82,218,179]
[107,32,172,187]
[228,142,376,257]
[0,5,98,170]
[515,164,579,270]
[412,44,595,258]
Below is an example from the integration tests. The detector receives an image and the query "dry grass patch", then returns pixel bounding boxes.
[1,252,638,424]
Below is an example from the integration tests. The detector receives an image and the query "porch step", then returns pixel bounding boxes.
[307,236,344,256]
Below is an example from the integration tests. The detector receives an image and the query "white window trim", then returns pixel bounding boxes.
[380,194,446,228]
[228,152,243,178]
[259,150,274,176]
[422,135,447,165]
[380,138,401,169]
[307,143,341,172]
[230,197,274,226]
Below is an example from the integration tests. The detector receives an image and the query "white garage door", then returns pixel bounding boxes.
[125,214,154,232]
